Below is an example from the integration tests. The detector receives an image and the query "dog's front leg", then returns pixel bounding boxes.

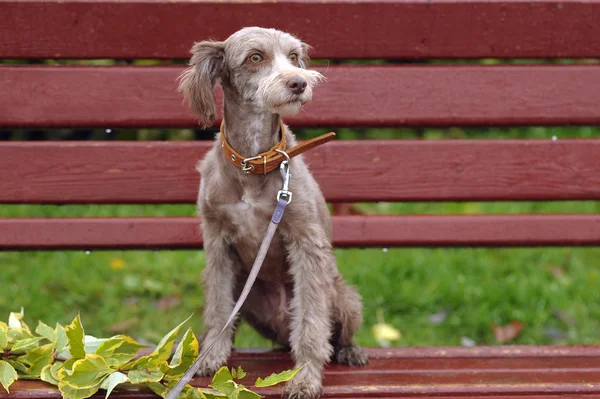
[283,226,335,399]
[197,231,238,377]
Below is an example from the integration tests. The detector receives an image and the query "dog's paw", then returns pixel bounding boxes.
[194,350,228,377]
[334,344,369,366]
[195,361,225,377]
[283,378,323,399]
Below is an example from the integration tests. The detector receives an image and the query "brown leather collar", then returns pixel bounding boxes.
[220,120,336,174]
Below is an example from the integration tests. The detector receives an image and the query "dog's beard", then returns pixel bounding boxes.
[274,100,303,116]
[257,70,324,115]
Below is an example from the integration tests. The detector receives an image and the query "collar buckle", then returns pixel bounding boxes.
[241,156,261,173]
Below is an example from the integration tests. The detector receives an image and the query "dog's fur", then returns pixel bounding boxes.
[179,27,367,399]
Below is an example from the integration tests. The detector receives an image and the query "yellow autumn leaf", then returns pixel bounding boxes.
[109,259,126,271]
[371,310,401,344]
[372,323,401,341]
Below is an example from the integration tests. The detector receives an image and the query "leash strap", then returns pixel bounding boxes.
[165,162,292,399]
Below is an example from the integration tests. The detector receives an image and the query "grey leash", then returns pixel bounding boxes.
[165,154,292,399]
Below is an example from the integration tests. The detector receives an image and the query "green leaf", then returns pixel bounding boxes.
[106,358,120,368]
[0,325,7,350]
[0,360,18,393]
[8,312,23,329]
[58,381,102,399]
[167,328,198,377]
[152,314,193,364]
[231,366,246,380]
[95,335,147,364]
[49,361,63,381]
[65,314,86,359]
[235,386,263,399]
[209,366,235,396]
[128,368,165,384]
[60,355,112,389]
[55,324,68,354]
[40,364,60,386]
[8,310,32,335]
[254,363,307,388]
[181,386,206,399]
[7,321,34,342]
[11,337,44,352]
[84,335,108,355]
[36,321,56,342]
[17,343,55,378]
[124,314,192,372]
[146,382,168,398]
[60,358,78,377]
[199,388,227,399]
[100,371,129,399]
[8,360,28,374]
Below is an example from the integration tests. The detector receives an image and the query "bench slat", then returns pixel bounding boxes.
[7,347,600,399]
[2,140,600,204]
[1,0,600,59]
[2,65,600,128]
[1,215,599,249]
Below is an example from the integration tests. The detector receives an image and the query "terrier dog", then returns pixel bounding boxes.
[179,27,367,399]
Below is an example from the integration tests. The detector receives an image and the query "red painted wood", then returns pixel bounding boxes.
[2,140,600,204]
[6,347,600,399]
[1,1,600,59]
[1,215,599,249]
[2,65,600,128]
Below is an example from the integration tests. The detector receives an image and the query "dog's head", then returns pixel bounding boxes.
[179,27,324,127]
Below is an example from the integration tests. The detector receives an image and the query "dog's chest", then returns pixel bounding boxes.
[217,190,289,282]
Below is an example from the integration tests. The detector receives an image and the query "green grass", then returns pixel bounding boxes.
[2,125,599,348]
[2,201,599,348]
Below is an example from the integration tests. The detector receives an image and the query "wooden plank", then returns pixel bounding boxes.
[7,347,600,399]
[1,0,600,59]
[2,65,600,128]
[1,215,600,249]
[2,140,600,204]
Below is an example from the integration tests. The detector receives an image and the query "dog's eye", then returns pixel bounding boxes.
[249,54,263,63]
[289,53,298,62]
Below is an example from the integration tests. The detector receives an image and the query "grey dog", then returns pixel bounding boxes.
[178,27,368,399]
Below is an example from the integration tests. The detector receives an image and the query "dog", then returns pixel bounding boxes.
[178,27,368,399]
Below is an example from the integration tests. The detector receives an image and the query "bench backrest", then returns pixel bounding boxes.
[1,0,600,249]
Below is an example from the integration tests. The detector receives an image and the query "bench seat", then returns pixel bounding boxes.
[8,347,600,399]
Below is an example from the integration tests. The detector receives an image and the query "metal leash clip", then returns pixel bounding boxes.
[275,149,292,203]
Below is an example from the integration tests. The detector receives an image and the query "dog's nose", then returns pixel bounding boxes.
[287,76,307,95]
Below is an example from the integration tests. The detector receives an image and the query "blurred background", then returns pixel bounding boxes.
[2,56,600,349]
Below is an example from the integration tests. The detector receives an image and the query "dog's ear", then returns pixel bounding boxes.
[299,42,312,69]
[178,40,225,128]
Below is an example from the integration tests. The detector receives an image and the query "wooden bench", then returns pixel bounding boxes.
[2,0,600,398]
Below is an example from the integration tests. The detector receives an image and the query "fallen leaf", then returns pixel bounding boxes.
[428,310,449,325]
[106,319,138,333]
[543,327,567,341]
[553,309,576,327]
[542,264,571,285]
[371,310,401,347]
[109,259,126,271]
[154,295,182,312]
[491,320,524,343]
